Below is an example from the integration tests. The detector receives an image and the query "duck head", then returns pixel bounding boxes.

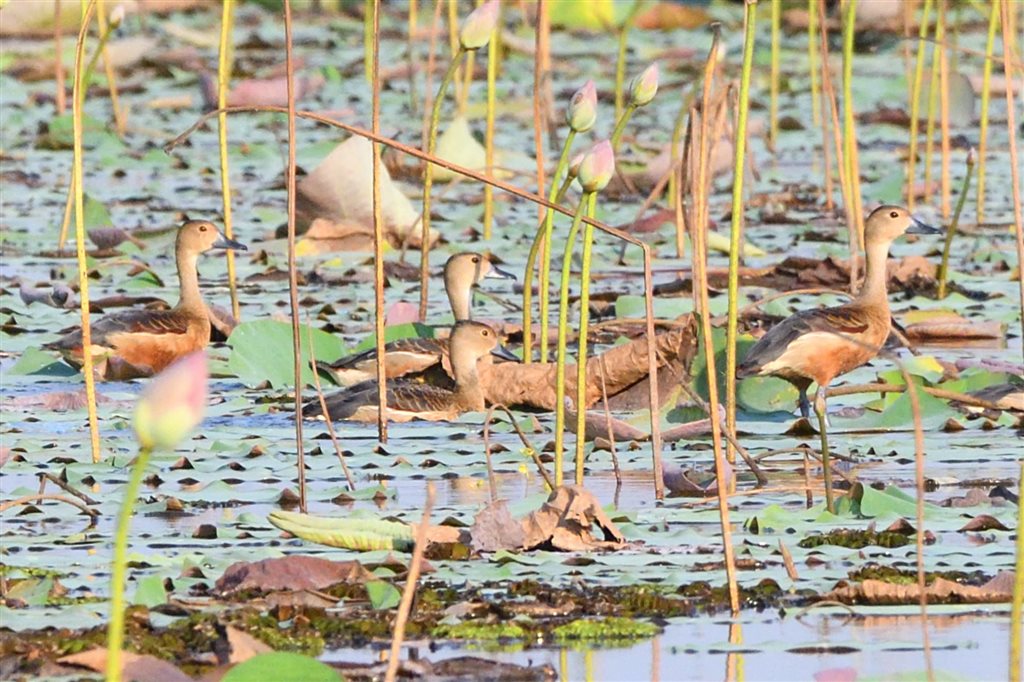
[177,220,248,255]
[864,205,941,246]
[444,252,515,320]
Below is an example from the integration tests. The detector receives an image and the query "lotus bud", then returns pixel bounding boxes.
[133,352,208,451]
[567,152,585,180]
[566,80,597,133]
[628,62,659,107]
[109,4,126,28]
[459,0,500,51]
[577,140,615,193]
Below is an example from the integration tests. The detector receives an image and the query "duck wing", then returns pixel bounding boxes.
[737,306,870,377]
[46,309,192,352]
[303,380,454,421]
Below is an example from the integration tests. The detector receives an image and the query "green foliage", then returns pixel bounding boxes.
[351,322,433,353]
[227,320,348,388]
[222,652,342,682]
[366,580,401,610]
[552,617,659,641]
[432,621,527,640]
[132,575,167,607]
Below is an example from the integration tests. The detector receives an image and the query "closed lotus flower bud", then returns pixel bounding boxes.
[109,4,126,28]
[577,140,615,192]
[628,62,659,107]
[459,0,500,51]
[567,152,585,180]
[133,352,208,451]
[566,80,597,132]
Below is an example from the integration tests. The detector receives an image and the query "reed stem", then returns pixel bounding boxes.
[217,0,240,321]
[999,0,1024,365]
[907,0,934,212]
[94,0,125,135]
[923,0,944,206]
[363,0,373,83]
[768,0,780,147]
[807,0,820,127]
[482,3,499,239]
[371,0,388,444]
[976,0,999,224]
[532,0,549,223]
[574,192,598,485]
[613,1,645,121]
[937,150,974,299]
[554,195,589,486]
[1011,462,1024,682]
[725,0,757,481]
[841,0,864,252]
[406,0,418,116]
[610,103,638,152]
[418,52,466,322]
[938,0,951,218]
[105,445,152,682]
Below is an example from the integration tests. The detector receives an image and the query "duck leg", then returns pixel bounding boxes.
[797,388,811,420]
[814,385,834,513]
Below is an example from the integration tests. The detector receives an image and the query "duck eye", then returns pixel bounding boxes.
[889,211,899,219]
[471,256,480,263]
[199,225,208,232]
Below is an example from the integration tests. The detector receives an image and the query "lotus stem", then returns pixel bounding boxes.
[217,0,240,321]
[610,103,638,152]
[976,0,999,224]
[524,130,576,364]
[71,1,101,464]
[668,91,692,259]
[725,0,757,479]
[105,445,152,682]
[54,0,66,115]
[363,0,373,83]
[574,192,598,485]
[807,0,820,127]
[923,0,944,206]
[532,0,549,224]
[999,0,1024,364]
[938,0,951,218]
[814,392,834,514]
[554,195,589,486]
[1011,462,1024,682]
[613,1,644,120]
[94,0,125,135]
[769,0,780,147]
[937,150,974,299]
[371,0,388,444]
[482,2,499,239]
[406,0,418,115]
[418,50,466,321]
[841,0,863,247]
[907,0,934,212]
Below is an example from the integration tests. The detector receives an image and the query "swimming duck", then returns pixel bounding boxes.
[318,252,515,386]
[737,205,940,417]
[46,219,247,379]
[304,320,518,422]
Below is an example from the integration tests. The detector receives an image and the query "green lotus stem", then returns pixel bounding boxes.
[807,0,821,127]
[841,0,863,244]
[1011,462,1024,682]
[418,49,466,321]
[610,103,638,152]
[81,14,116,94]
[554,174,574,203]
[573,192,598,485]
[363,0,373,82]
[523,130,576,364]
[613,1,645,120]
[482,4,499,239]
[218,0,239,321]
[553,195,589,485]
[725,0,757,473]
[668,93,691,258]
[815,399,834,514]
[937,151,974,299]
[907,0,934,212]
[976,1,999,224]
[923,2,944,206]
[106,445,152,682]
[769,0,780,147]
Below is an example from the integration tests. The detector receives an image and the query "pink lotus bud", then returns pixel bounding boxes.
[109,4,125,28]
[459,0,500,51]
[577,140,615,192]
[566,80,597,132]
[567,152,585,180]
[133,352,208,451]
[628,62,659,107]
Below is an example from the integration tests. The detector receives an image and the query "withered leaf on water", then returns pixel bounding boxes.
[957,514,1012,533]
[215,556,373,596]
[58,650,191,682]
[521,485,625,552]
[469,499,526,553]
[825,571,1015,605]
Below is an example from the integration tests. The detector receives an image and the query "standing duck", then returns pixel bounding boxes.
[46,219,246,379]
[319,252,515,385]
[305,320,518,422]
[737,205,940,508]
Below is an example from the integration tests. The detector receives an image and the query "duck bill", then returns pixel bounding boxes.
[490,344,521,363]
[485,264,517,281]
[212,234,248,251]
[906,216,942,235]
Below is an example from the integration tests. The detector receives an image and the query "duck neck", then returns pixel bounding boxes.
[446,277,472,321]
[856,239,892,308]
[451,352,484,405]
[176,247,204,313]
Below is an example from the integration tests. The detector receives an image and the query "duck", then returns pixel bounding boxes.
[46,219,247,379]
[318,252,515,386]
[304,320,518,422]
[737,205,941,417]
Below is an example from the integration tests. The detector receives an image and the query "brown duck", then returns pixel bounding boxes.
[318,252,514,386]
[737,205,941,417]
[304,320,518,422]
[46,219,246,379]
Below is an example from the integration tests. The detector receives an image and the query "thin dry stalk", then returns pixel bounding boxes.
[71,0,101,464]
[598,355,622,489]
[54,0,66,115]
[806,0,820,127]
[383,482,434,682]
[283,0,306,513]
[95,0,125,135]
[217,0,240,321]
[371,0,388,444]
[769,0,780,147]
[641,243,664,500]
[826,380,1000,411]
[938,1,951,218]
[483,2,499,239]
[0,493,98,517]
[532,0,549,223]
[406,0,418,115]
[1000,0,1024,361]
[976,1,999,223]
[923,0,945,206]
[305,321,356,492]
[907,0,934,212]
[421,0,444,151]
[482,405,501,503]
[677,382,768,485]
[1012,463,1023,682]
[840,0,863,270]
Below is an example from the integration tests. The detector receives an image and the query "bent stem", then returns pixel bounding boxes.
[105,445,152,682]
[419,50,466,321]
[937,150,974,298]
[814,389,834,514]
[574,192,598,485]
[217,0,240,321]
[554,195,589,486]
[524,129,576,364]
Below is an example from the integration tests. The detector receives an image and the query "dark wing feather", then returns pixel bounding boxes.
[303,380,453,420]
[45,309,192,351]
[736,305,870,377]
[325,337,447,371]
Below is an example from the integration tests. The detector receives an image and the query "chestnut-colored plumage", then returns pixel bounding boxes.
[737,205,941,417]
[318,252,514,386]
[46,220,246,379]
[304,320,518,422]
